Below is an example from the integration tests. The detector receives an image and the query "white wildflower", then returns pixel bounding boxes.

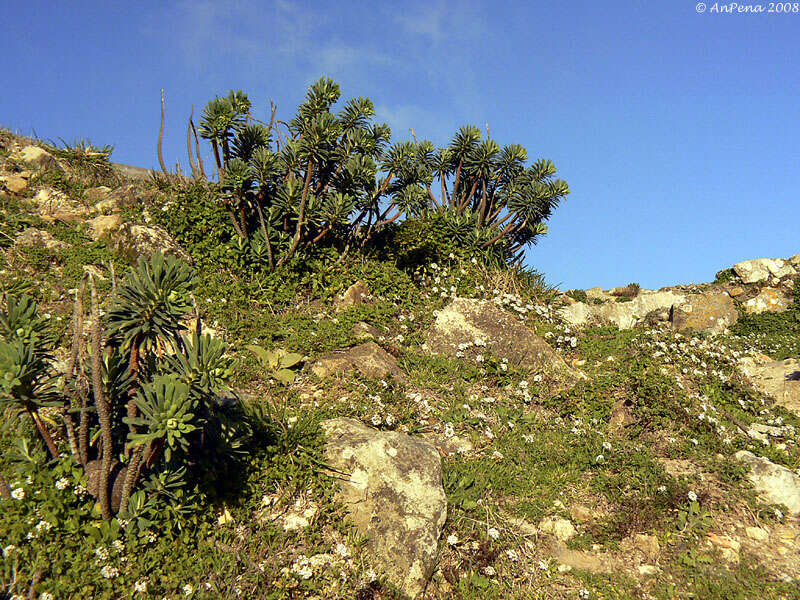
[488,527,500,540]
[11,487,24,500]
[39,593,54,600]
[183,583,194,595]
[687,490,698,502]
[447,533,459,546]
[100,565,119,579]
[54,477,69,490]
[483,565,496,576]
[134,580,148,593]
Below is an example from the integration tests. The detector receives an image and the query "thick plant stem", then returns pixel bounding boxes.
[118,444,144,515]
[125,332,142,459]
[78,386,89,466]
[158,89,168,174]
[90,277,113,520]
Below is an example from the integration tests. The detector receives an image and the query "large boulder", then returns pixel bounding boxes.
[311,341,405,381]
[739,357,800,415]
[321,418,447,598]
[669,291,738,335]
[733,258,796,284]
[426,298,574,379]
[734,451,800,515]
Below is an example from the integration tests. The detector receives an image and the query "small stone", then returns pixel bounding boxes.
[539,517,576,542]
[1,175,28,194]
[16,145,63,172]
[745,526,769,542]
[312,342,405,381]
[335,280,370,312]
[734,451,800,515]
[14,228,69,251]
[637,565,659,576]
[88,214,123,240]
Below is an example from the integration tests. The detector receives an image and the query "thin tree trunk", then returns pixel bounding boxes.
[125,332,143,459]
[451,161,463,207]
[30,410,58,460]
[211,139,222,176]
[277,158,313,267]
[253,198,274,271]
[90,278,113,519]
[0,472,10,499]
[238,198,248,238]
[477,180,489,227]
[158,89,168,174]
[481,218,521,248]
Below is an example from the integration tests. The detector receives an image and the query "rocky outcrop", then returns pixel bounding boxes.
[321,418,446,598]
[311,341,405,381]
[669,291,738,335]
[559,290,687,329]
[739,357,800,415]
[733,257,797,284]
[426,298,575,381]
[559,289,738,335]
[734,451,800,515]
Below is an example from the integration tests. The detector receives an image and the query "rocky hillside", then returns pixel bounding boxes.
[1,130,799,600]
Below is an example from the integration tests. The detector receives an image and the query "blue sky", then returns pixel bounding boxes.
[2,1,798,290]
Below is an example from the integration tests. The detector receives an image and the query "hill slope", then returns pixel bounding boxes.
[1,130,799,600]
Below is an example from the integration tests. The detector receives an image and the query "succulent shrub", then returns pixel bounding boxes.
[0,253,246,521]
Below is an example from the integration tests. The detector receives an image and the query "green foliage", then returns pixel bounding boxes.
[247,345,304,384]
[107,252,194,349]
[127,375,197,461]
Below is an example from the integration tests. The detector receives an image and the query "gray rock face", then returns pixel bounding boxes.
[669,291,738,335]
[321,418,447,598]
[426,298,574,380]
[312,341,404,381]
[739,357,800,416]
[734,451,800,515]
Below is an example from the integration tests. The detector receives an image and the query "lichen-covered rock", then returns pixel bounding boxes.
[733,451,800,515]
[88,214,123,241]
[670,291,737,335]
[90,220,189,263]
[321,418,447,598]
[743,288,792,314]
[738,357,800,415]
[427,298,575,381]
[15,228,69,251]
[312,341,404,381]
[733,258,796,284]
